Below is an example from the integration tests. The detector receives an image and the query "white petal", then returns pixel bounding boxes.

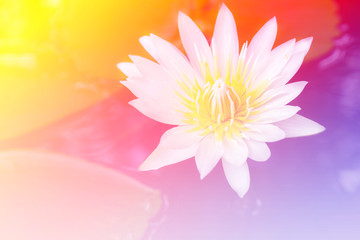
[246,124,286,142]
[139,35,158,60]
[120,79,146,99]
[159,125,203,149]
[129,55,172,85]
[121,77,161,99]
[178,12,214,78]
[125,56,188,112]
[211,4,239,79]
[195,135,223,179]
[222,137,248,166]
[293,37,313,54]
[247,17,277,60]
[246,140,271,162]
[139,144,197,171]
[274,37,313,87]
[117,62,141,77]
[261,81,308,108]
[277,81,308,104]
[149,34,198,84]
[129,99,183,125]
[251,105,301,123]
[274,114,325,137]
[254,39,295,86]
[122,77,178,109]
[139,126,203,171]
[222,161,250,198]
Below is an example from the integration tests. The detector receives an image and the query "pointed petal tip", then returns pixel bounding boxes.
[178,11,187,20]
[263,152,271,162]
[248,15,278,56]
[198,164,214,179]
[217,3,234,21]
[234,180,249,198]
[266,17,278,32]
[305,37,314,49]
[219,2,230,10]
[296,37,314,53]
[247,140,271,162]
[138,166,153,172]
[300,36,314,46]
[317,124,326,134]
[128,54,137,62]
[320,125,326,132]
[223,161,250,199]
[128,99,139,108]
[275,114,326,138]
[268,16,277,26]
[116,62,130,72]
[298,116,326,136]
[178,11,200,35]
[116,62,123,70]
[117,62,141,78]
[298,121,325,137]
[305,36,314,43]
[139,35,149,43]
[138,163,148,171]
[139,35,155,52]
[149,33,157,39]
[178,11,195,32]
[238,191,247,198]
[138,161,159,171]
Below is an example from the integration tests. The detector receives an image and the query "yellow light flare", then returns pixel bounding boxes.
[0,0,194,140]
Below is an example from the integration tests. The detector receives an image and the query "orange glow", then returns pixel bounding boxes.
[0,0,193,140]
[0,0,339,140]
[175,0,340,61]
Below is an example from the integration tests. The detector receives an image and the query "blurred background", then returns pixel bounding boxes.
[0,0,359,239]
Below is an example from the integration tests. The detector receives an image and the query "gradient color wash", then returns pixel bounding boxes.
[0,0,359,239]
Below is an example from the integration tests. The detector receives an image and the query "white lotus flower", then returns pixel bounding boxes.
[118,4,325,197]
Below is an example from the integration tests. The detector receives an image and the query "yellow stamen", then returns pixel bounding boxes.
[179,45,271,141]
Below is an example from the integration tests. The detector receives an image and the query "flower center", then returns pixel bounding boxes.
[181,77,252,141]
[177,42,274,141]
[208,79,234,124]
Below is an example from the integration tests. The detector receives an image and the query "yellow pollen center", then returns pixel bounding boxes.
[178,43,271,141]
[180,76,254,141]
